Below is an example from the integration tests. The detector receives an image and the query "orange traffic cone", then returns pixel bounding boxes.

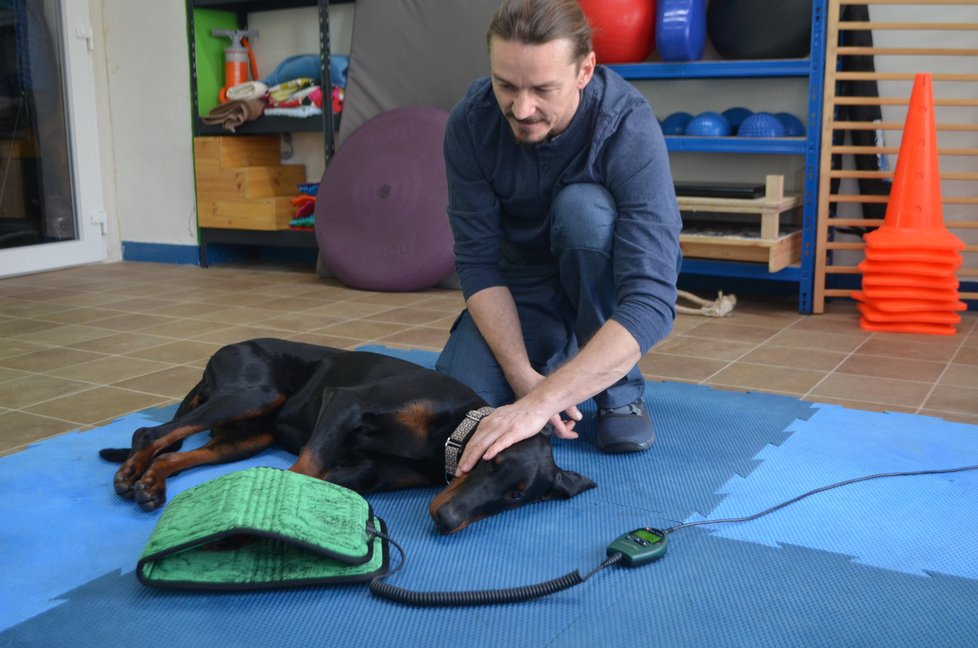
[857,256,961,277]
[859,284,959,302]
[861,74,965,252]
[854,74,966,335]
[864,247,960,264]
[852,291,966,314]
[861,272,959,291]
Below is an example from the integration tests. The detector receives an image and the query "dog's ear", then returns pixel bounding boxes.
[548,469,596,499]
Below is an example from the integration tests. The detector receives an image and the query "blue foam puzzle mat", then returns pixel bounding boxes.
[2,346,976,647]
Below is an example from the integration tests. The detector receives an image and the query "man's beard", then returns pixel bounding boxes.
[509,118,550,146]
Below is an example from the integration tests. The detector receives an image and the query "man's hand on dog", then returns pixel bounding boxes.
[456,402,581,476]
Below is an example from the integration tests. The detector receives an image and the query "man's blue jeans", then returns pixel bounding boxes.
[436,184,645,410]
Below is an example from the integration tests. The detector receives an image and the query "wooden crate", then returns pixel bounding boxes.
[196,165,307,201]
[193,136,281,170]
[196,197,297,231]
[193,136,306,231]
[678,175,803,272]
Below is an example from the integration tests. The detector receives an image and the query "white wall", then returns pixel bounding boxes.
[94,0,197,252]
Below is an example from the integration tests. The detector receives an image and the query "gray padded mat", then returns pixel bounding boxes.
[339,0,499,143]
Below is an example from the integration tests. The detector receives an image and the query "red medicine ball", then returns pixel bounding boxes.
[579,0,656,64]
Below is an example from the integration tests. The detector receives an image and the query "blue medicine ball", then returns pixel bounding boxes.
[737,112,787,138]
[776,112,806,136]
[686,111,732,136]
[722,107,754,132]
[661,111,694,135]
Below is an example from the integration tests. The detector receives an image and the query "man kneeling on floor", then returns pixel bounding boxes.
[436,0,682,475]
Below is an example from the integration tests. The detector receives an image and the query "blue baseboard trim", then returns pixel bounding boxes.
[121,241,200,265]
[120,242,319,268]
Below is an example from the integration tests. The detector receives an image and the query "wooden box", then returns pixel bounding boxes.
[193,136,307,231]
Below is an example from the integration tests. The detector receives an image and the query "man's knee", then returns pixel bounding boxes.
[551,183,616,253]
[436,311,514,406]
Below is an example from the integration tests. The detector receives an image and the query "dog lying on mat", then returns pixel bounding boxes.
[100,338,595,534]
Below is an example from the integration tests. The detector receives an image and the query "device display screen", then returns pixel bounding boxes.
[634,529,662,543]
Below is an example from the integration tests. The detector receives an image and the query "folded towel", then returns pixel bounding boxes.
[289,215,315,228]
[226,81,269,102]
[270,86,322,109]
[201,99,266,133]
[268,78,315,104]
[263,105,322,118]
[294,201,316,219]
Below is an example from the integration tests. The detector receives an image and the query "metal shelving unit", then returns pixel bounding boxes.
[606,0,828,313]
[186,0,354,264]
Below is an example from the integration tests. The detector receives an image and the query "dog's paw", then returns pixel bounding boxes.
[132,476,166,511]
[113,466,137,498]
[113,478,135,499]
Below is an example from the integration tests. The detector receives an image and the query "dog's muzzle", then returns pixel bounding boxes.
[444,406,494,483]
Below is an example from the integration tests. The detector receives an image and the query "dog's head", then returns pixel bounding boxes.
[428,433,596,534]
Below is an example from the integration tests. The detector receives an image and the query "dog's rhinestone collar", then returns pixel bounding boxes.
[444,406,495,483]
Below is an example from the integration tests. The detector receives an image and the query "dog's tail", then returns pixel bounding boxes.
[98,448,131,462]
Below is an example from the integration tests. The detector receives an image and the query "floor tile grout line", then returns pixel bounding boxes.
[799,328,876,403]
[912,316,978,415]
[0,393,176,434]
[0,381,179,416]
[694,319,796,386]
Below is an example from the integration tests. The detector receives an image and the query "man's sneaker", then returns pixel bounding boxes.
[596,399,654,453]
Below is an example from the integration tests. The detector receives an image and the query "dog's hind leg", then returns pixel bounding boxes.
[99,380,205,462]
[112,389,286,499]
[130,421,276,511]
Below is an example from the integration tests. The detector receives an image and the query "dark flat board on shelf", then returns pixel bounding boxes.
[674,181,765,199]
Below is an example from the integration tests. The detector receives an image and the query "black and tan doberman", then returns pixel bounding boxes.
[100,338,595,534]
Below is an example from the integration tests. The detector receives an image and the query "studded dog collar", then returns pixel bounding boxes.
[444,406,495,483]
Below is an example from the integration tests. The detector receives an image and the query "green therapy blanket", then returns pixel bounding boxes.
[137,467,389,590]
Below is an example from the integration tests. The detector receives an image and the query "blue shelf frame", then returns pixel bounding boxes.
[609,59,812,80]
[605,0,827,314]
[662,136,808,155]
[681,259,803,283]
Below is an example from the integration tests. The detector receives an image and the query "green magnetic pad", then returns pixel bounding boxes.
[137,467,389,590]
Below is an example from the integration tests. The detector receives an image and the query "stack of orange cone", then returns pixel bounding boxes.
[851,73,966,335]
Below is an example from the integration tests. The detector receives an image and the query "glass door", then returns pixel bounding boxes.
[0,0,105,277]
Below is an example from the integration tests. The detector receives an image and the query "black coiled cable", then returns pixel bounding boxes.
[368,463,978,606]
[369,532,623,607]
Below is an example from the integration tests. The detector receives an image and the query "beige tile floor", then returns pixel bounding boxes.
[1,261,976,456]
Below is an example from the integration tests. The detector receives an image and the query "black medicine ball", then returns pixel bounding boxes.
[707,0,813,60]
